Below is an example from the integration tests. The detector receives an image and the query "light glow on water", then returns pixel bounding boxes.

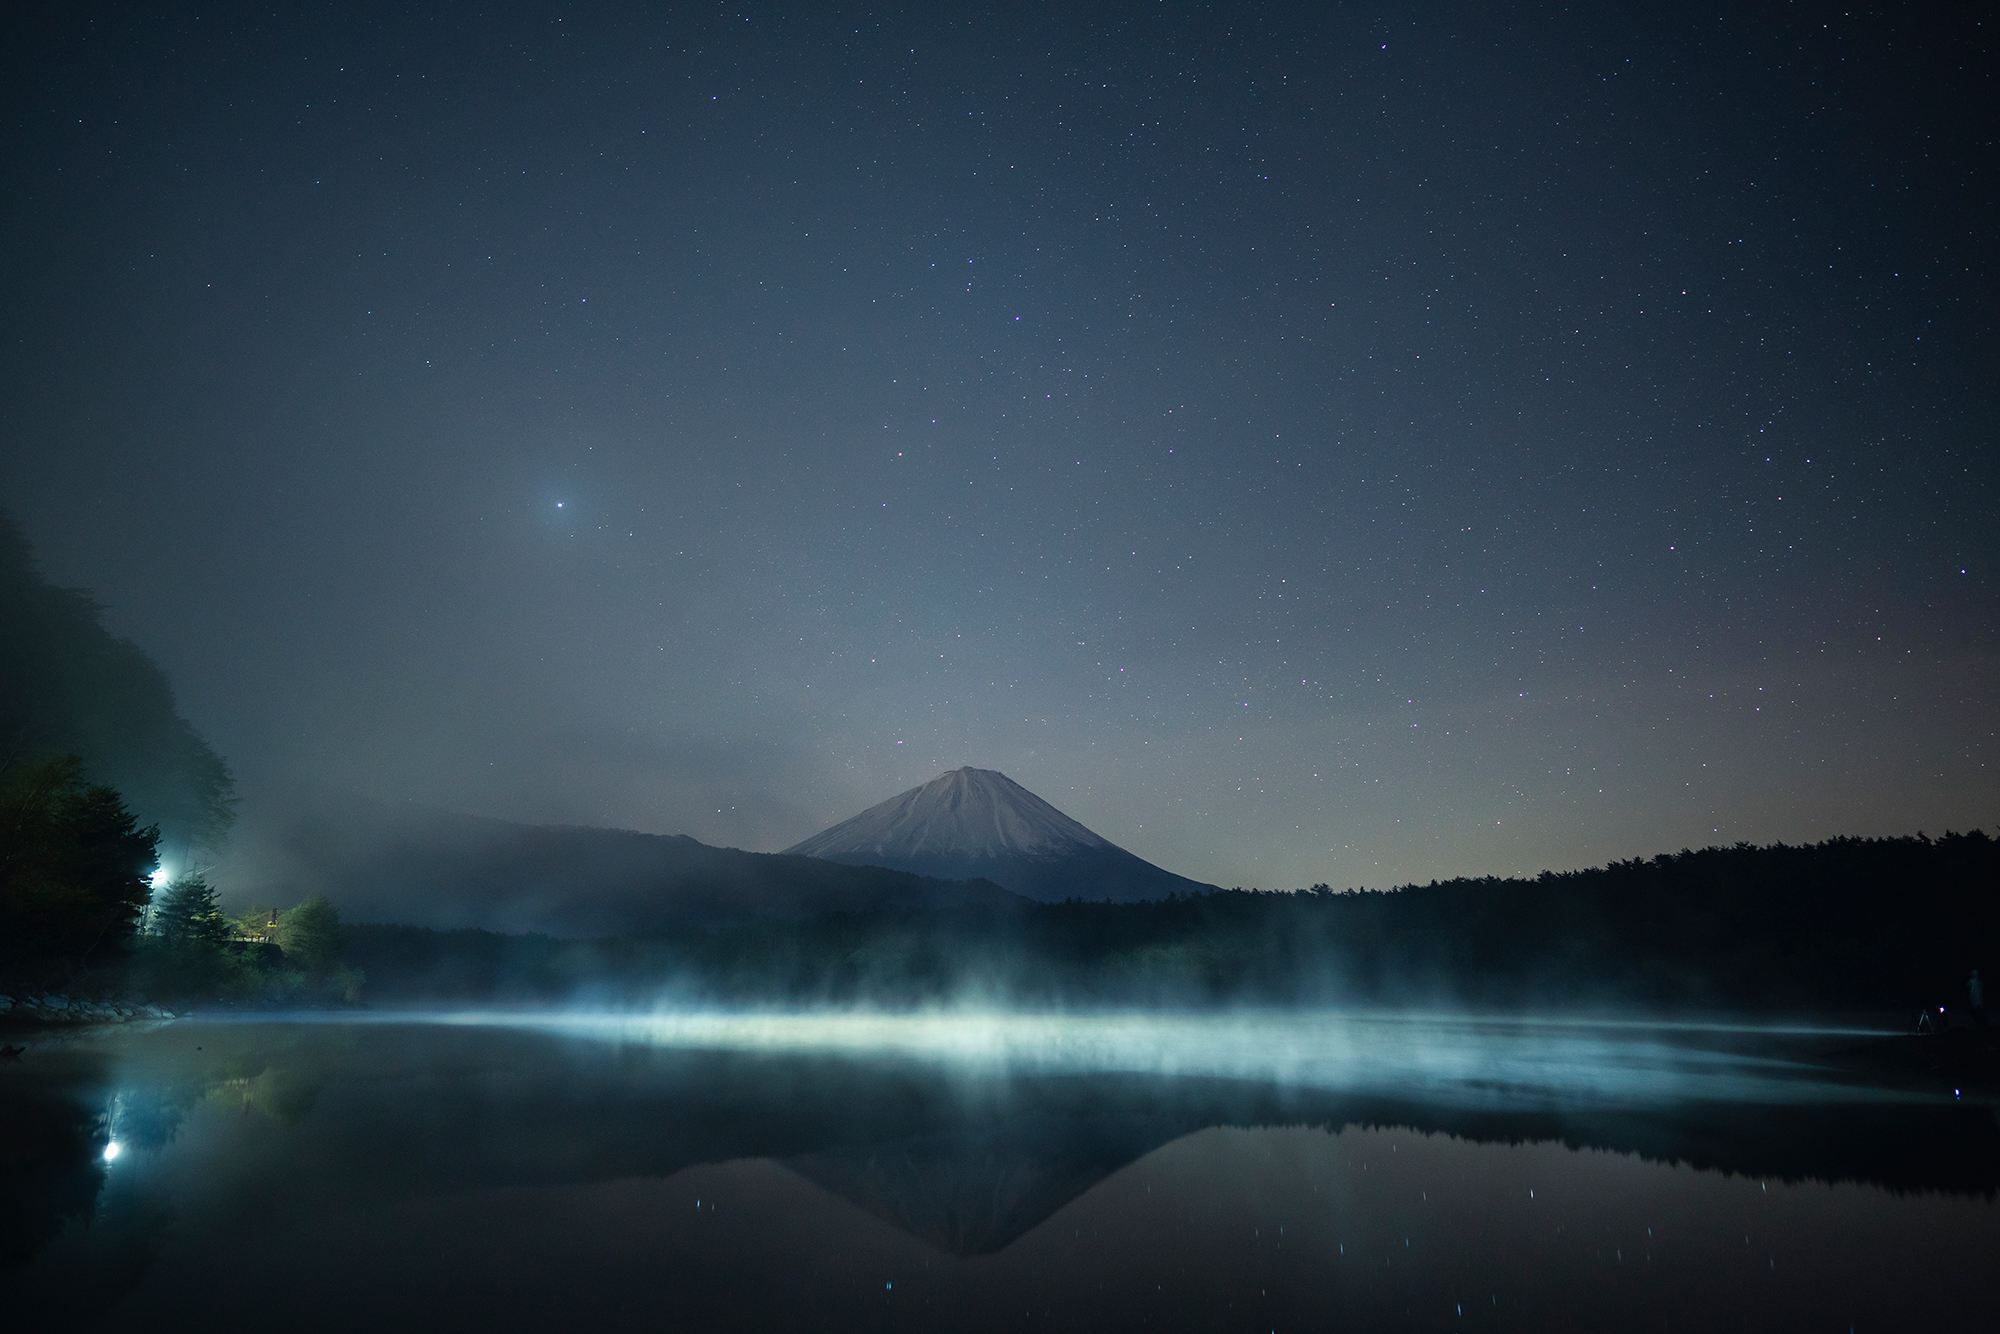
[235,1008,1909,1110]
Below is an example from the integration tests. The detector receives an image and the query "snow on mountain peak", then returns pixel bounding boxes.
[785,768,1111,863]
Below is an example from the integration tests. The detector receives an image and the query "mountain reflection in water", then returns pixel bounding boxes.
[2,1012,1995,1331]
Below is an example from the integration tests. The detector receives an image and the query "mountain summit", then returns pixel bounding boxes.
[784,768,1217,903]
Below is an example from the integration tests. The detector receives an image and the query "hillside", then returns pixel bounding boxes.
[216,784,1022,936]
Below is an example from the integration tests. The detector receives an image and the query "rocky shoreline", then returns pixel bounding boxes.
[0,991,178,1028]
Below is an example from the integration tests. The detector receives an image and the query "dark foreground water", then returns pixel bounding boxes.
[2,1011,1995,1331]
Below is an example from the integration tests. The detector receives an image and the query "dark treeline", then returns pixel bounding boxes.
[0,751,359,999]
[0,757,156,979]
[348,830,1999,1015]
[0,513,349,1003]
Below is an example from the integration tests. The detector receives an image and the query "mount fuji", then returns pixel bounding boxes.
[784,768,1218,903]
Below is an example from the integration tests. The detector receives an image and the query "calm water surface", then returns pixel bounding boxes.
[2,1011,1994,1331]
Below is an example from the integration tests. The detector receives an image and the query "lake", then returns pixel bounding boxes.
[3,1011,1994,1330]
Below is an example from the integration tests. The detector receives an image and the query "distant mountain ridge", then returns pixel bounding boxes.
[784,768,1217,903]
[214,783,1023,936]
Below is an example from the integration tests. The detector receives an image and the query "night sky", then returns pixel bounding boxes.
[3,3,1992,893]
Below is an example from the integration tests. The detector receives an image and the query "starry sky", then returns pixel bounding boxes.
[2,2,1993,892]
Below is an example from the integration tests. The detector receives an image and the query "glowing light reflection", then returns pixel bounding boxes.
[377,1009,1905,1111]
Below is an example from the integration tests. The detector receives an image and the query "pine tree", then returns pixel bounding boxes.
[0,754,158,966]
[151,872,229,945]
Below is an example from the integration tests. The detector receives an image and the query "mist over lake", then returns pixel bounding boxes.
[6,1010,1995,1331]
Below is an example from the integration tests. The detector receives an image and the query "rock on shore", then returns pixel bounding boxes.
[0,992,176,1025]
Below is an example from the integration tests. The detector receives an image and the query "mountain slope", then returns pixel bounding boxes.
[784,768,1216,903]
[0,513,236,852]
[214,783,1022,936]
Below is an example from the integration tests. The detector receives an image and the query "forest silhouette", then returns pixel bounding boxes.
[345,830,1998,1015]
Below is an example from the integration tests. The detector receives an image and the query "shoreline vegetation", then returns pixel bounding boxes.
[0,755,362,1026]
[337,830,1998,1020]
[2,731,1993,1039]
[3,762,1994,1029]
